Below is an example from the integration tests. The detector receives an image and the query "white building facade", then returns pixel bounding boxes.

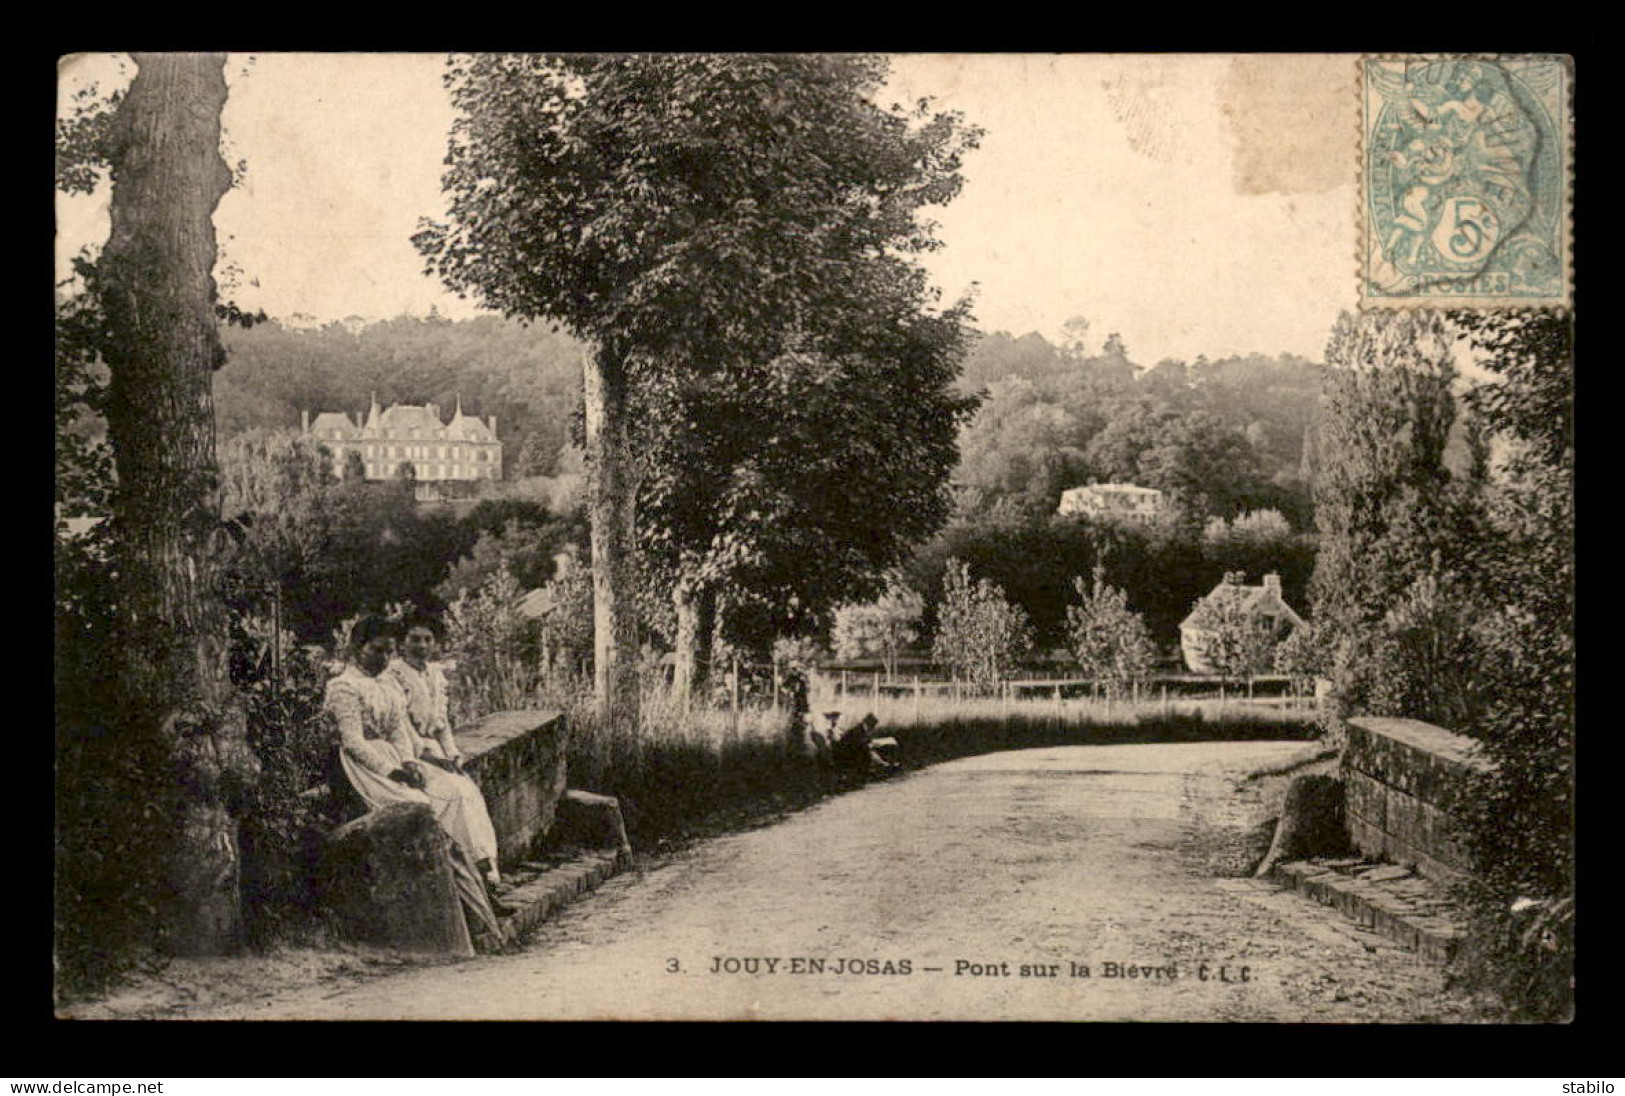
[304,396,502,484]
[1057,482,1167,524]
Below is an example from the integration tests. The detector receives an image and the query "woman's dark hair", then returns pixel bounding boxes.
[350,614,396,650]
[401,611,445,642]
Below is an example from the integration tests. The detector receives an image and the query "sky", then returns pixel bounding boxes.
[56,52,1361,365]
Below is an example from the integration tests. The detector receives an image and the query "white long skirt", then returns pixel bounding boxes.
[341,751,479,862]
[417,765,501,878]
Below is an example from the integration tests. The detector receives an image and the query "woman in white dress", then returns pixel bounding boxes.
[324,615,508,934]
[385,613,504,889]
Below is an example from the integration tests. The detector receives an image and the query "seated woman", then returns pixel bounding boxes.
[323,615,508,939]
[385,612,505,893]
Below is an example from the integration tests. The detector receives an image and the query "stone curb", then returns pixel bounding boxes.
[1270,858,1465,964]
[495,847,633,945]
[1242,744,1340,782]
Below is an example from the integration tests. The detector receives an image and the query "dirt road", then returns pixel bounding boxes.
[197,741,1478,1021]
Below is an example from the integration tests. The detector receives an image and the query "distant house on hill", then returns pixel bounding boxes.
[1057,482,1166,524]
[302,395,502,498]
[1179,572,1305,674]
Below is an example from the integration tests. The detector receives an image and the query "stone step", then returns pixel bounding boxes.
[493,846,634,945]
[1270,857,1465,964]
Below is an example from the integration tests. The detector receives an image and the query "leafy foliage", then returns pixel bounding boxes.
[442,565,542,728]
[832,579,926,680]
[1309,310,1481,719]
[931,559,1033,687]
[1445,310,1574,1021]
[1271,620,1327,689]
[1065,565,1157,698]
[416,54,978,367]
[228,614,335,948]
[435,503,585,608]
[56,80,124,195]
[532,547,595,684]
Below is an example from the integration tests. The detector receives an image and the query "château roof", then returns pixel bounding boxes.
[377,404,446,438]
[309,411,358,438]
[446,406,495,441]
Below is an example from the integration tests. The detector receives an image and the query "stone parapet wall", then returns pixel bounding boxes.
[457,710,569,869]
[1341,717,1492,886]
[320,802,475,956]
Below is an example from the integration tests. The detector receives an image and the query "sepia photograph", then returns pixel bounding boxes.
[52,52,1574,1024]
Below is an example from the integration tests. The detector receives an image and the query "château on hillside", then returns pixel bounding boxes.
[303,395,503,486]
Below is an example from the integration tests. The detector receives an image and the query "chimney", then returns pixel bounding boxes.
[301,409,309,433]
[488,415,497,437]
[1263,573,1281,591]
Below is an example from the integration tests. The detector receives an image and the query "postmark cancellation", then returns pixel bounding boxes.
[1361,56,1571,309]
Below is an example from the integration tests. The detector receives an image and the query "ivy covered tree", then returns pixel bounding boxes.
[1065,565,1156,699]
[1448,310,1574,1021]
[94,53,259,956]
[416,54,979,732]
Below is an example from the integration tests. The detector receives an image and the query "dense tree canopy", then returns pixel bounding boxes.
[950,330,1322,529]
[635,283,977,668]
[414,54,981,721]
[1449,310,1575,1020]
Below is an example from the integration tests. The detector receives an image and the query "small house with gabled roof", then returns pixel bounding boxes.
[1179,571,1305,674]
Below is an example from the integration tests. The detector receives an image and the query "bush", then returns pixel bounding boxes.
[442,565,544,727]
[932,559,1033,686]
[230,614,339,948]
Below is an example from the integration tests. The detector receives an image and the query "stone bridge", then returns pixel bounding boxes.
[320,710,631,955]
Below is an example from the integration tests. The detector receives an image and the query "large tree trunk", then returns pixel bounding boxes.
[583,344,642,734]
[99,53,257,956]
[672,579,716,707]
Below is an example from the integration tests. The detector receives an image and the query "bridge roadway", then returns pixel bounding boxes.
[199,740,1475,1021]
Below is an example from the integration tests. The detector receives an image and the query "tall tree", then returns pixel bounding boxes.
[417,54,978,729]
[640,283,976,700]
[1449,310,1574,1019]
[97,53,257,955]
[1308,310,1469,718]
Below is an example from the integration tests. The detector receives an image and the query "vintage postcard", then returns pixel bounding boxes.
[53,52,1575,1025]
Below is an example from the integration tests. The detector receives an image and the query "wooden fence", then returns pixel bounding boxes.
[703,658,1316,726]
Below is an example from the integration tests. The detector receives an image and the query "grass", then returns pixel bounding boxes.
[545,677,1321,853]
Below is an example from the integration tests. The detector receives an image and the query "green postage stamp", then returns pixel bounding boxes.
[1362,56,1571,308]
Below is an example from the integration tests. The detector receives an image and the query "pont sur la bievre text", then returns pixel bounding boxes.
[698,956,1252,981]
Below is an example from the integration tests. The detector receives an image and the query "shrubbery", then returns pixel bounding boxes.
[1309,309,1573,1020]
